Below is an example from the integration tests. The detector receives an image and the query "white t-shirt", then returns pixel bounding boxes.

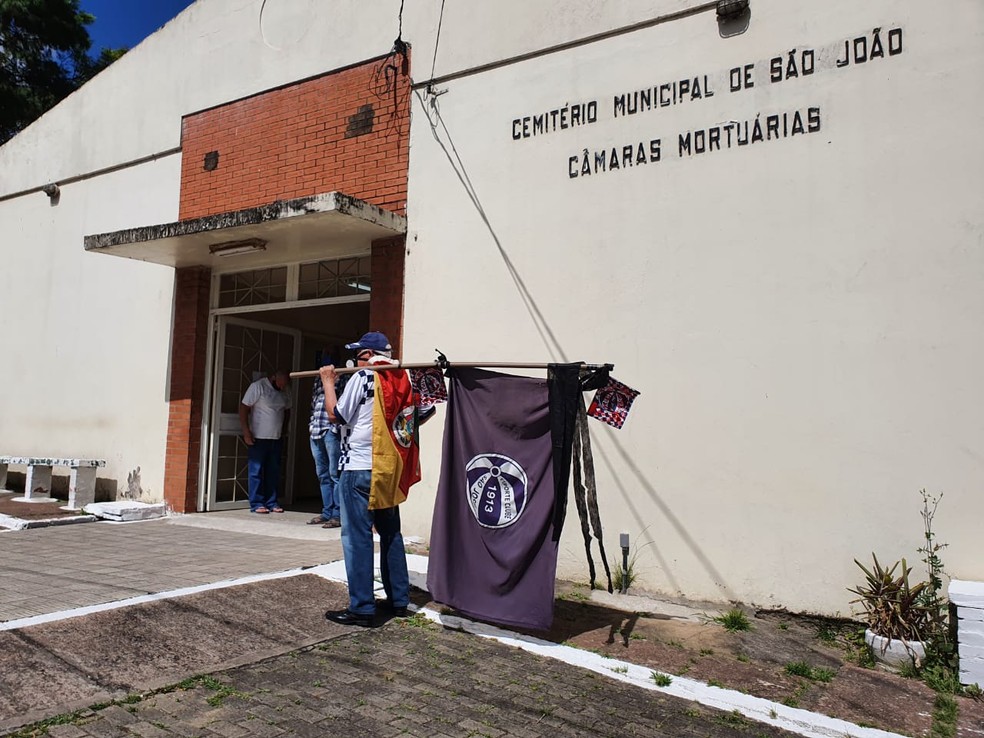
[334,369,375,471]
[242,377,292,439]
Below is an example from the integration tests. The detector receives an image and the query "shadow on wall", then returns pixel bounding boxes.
[4,471,119,503]
[594,436,738,603]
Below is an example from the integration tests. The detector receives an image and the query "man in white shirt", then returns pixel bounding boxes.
[239,370,292,514]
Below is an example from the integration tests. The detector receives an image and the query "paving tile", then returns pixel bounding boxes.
[0,520,339,623]
[48,625,803,738]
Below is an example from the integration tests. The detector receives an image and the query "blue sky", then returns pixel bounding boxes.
[80,0,197,54]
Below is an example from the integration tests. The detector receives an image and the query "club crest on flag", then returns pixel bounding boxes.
[391,405,416,448]
[409,366,448,407]
[465,453,528,528]
[587,377,640,429]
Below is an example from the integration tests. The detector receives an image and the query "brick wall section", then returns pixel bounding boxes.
[370,236,407,357]
[164,267,212,513]
[179,55,410,220]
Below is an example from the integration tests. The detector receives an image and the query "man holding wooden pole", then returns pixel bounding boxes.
[318,332,432,627]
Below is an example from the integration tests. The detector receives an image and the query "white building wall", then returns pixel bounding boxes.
[402,0,984,612]
[0,158,178,498]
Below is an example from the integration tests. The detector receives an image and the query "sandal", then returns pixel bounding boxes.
[307,515,326,525]
[253,507,270,514]
[270,507,285,513]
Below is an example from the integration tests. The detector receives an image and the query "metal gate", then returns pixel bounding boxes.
[205,316,300,510]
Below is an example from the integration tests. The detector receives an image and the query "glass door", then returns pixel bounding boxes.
[206,316,301,510]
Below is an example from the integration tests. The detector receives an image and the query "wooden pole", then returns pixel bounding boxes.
[289,361,613,380]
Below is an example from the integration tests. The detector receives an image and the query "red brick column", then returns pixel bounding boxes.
[164,266,212,512]
[370,236,407,358]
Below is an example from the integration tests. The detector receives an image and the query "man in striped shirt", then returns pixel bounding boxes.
[318,332,430,627]
[307,352,342,528]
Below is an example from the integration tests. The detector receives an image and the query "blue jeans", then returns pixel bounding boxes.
[310,431,341,521]
[338,469,409,615]
[247,438,282,511]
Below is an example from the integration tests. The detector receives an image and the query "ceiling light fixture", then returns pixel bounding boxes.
[345,279,372,293]
[208,238,267,257]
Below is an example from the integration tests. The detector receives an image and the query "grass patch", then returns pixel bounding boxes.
[714,608,751,632]
[715,710,749,728]
[816,623,837,643]
[7,691,148,737]
[844,628,875,668]
[561,588,590,602]
[931,693,957,738]
[785,661,835,683]
[7,711,93,738]
[402,612,434,629]
[811,667,835,683]
[650,672,672,687]
[170,674,249,707]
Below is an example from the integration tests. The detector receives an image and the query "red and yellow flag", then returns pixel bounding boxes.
[368,368,422,509]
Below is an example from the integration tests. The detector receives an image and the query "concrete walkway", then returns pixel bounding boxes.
[0,514,895,738]
[0,515,340,622]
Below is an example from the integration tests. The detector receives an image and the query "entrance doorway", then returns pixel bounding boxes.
[207,316,301,510]
[201,259,372,512]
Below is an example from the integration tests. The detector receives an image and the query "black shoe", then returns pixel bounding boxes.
[325,609,375,628]
[377,600,409,618]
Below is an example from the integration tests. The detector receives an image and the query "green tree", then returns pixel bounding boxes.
[0,0,126,144]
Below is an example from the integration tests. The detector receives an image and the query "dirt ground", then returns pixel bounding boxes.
[0,489,82,525]
[416,580,984,738]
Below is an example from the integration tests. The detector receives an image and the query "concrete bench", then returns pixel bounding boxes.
[0,456,106,511]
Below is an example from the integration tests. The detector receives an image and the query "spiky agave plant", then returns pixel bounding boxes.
[848,554,932,644]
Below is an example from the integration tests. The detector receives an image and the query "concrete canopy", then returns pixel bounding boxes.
[83,192,406,269]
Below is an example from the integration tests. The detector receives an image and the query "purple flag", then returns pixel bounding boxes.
[427,368,559,630]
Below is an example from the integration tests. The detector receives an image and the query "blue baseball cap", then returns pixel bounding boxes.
[345,332,391,352]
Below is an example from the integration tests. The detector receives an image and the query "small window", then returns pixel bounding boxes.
[217,267,288,308]
[298,256,372,300]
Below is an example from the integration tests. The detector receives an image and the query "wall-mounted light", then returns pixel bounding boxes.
[717,0,750,37]
[208,238,267,257]
[717,0,749,20]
